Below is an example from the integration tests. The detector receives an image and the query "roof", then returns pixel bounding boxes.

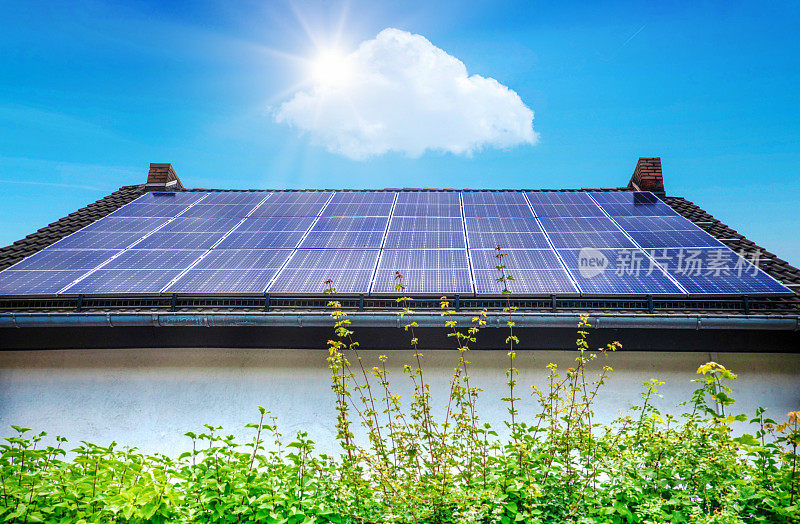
[0,159,798,352]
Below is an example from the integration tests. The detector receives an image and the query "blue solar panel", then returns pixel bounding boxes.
[548,231,636,249]
[51,231,148,250]
[378,249,469,270]
[589,191,657,204]
[198,192,270,205]
[525,192,596,205]
[194,249,291,270]
[384,231,466,249]
[462,192,528,205]
[0,270,89,295]
[389,217,464,232]
[109,203,189,218]
[472,269,577,294]
[268,269,373,294]
[330,192,396,204]
[160,218,242,233]
[396,192,460,204]
[82,217,165,233]
[287,249,379,270]
[181,204,256,219]
[612,215,697,231]
[467,231,551,249]
[629,230,725,249]
[136,232,224,250]
[10,249,118,271]
[249,202,326,217]
[466,218,540,233]
[236,217,315,232]
[135,191,206,203]
[104,249,204,270]
[590,192,678,217]
[469,249,563,270]
[530,203,605,217]
[557,248,683,295]
[300,231,384,249]
[538,217,619,233]
[267,192,332,204]
[372,269,472,293]
[165,269,278,294]
[217,232,299,249]
[313,217,388,231]
[463,204,534,218]
[656,248,791,294]
[67,269,180,294]
[323,203,394,217]
[393,203,462,217]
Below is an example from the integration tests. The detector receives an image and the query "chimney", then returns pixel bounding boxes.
[145,163,184,191]
[627,157,664,193]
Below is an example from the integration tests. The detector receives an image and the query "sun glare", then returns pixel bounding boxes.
[310,49,352,88]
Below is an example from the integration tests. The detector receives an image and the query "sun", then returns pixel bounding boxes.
[310,49,353,88]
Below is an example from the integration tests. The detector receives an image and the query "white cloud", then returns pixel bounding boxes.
[274,28,537,160]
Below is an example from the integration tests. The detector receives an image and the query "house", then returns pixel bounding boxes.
[0,158,798,456]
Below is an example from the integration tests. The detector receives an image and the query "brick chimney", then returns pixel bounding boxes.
[145,163,184,190]
[627,157,664,193]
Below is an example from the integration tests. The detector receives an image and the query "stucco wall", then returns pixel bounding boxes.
[0,348,798,456]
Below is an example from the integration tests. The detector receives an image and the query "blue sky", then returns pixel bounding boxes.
[1,0,798,265]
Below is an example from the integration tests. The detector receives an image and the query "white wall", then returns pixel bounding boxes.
[0,348,798,457]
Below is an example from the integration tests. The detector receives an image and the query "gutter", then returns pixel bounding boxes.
[0,312,798,331]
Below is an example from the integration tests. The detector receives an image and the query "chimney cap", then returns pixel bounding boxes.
[146,163,183,190]
[627,157,664,193]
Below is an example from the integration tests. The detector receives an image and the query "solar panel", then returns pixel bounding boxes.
[0,270,89,295]
[193,249,291,270]
[384,231,466,249]
[217,232,300,249]
[166,269,278,294]
[287,249,379,270]
[0,190,792,297]
[472,269,577,294]
[268,269,373,294]
[467,231,551,249]
[378,249,470,270]
[300,231,384,249]
[372,269,472,293]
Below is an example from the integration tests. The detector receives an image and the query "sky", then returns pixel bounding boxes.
[0,0,798,265]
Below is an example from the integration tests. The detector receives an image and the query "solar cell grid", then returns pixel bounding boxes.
[300,231,384,249]
[266,192,332,204]
[287,249,379,270]
[10,249,119,271]
[160,218,242,233]
[166,269,278,294]
[461,191,528,205]
[467,231,551,249]
[389,217,464,232]
[194,249,291,270]
[465,218,540,233]
[268,269,373,294]
[109,203,189,218]
[613,215,697,231]
[472,269,577,294]
[629,230,724,249]
[0,270,88,295]
[181,204,256,219]
[136,232,224,250]
[548,231,636,250]
[372,269,472,293]
[51,231,148,250]
[82,217,165,233]
[321,203,393,217]
[330,192,396,204]
[313,216,388,231]
[103,249,204,270]
[396,192,460,204]
[531,203,605,217]
[384,231,466,249]
[378,249,469,270]
[236,217,315,232]
[525,192,596,205]
[538,217,619,233]
[469,249,563,270]
[217,231,299,249]
[597,202,679,217]
[463,204,534,218]
[67,269,180,294]
[197,192,270,205]
[393,203,462,217]
[250,202,326,217]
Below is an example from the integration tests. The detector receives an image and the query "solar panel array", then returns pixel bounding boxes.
[0,190,791,296]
